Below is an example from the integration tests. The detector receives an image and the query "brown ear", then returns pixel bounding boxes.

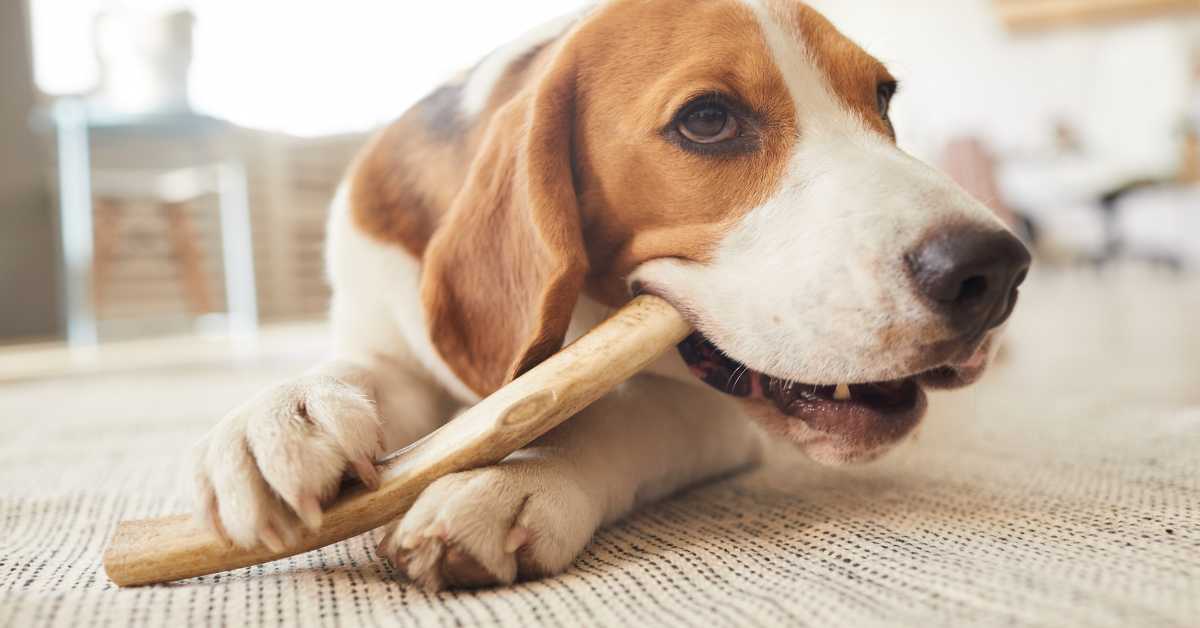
[420,46,588,396]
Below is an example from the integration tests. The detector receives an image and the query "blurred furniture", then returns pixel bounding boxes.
[941,137,1021,229]
[47,100,257,347]
[1182,126,1200,184]
[999,152,1197,268]
[1104,182,1200,268]
[1000,155,1131,250]
[995,0,1200,31]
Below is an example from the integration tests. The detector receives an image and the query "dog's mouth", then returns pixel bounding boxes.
[677,333,988,460]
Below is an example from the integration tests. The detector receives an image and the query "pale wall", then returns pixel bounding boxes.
[809,0,1195,174]
[0,0,58,341]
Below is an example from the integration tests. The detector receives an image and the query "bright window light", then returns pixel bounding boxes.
[31,0,589,136]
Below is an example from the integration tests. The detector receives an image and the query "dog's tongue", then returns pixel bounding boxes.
[765,376,912,413]
[764,378,822,415]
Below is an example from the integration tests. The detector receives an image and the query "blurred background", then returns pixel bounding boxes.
[1,0,1198,361]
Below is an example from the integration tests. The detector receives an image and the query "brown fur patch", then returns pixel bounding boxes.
[348,121,456,257]
[348,40,557,257]
[420,40,588,394]
[570,0,797,303]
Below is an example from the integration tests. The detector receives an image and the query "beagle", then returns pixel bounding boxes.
[192,0,1031,592]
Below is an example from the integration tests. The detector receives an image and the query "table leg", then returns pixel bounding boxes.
[53,100,98,348]
[216,162,258,341]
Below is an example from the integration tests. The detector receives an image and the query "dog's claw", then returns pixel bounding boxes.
[353,458,380,490]
[297,494,323,530]
[260,524,286,553]
[504,526,531,554]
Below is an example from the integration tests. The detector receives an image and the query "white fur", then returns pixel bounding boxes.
[193,370,383,550]
[325,183,479,405]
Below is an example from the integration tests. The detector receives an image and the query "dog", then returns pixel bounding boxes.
[191,0,1031,592]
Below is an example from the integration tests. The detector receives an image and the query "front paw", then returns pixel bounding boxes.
[377,461,599,591]
[192,375,383,551]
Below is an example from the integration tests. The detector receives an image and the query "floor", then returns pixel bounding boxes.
[0,267,1197,627]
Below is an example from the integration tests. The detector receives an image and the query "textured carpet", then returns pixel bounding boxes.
[1,269,1198,627]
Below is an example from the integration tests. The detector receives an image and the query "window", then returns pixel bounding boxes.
[30,0,588,136]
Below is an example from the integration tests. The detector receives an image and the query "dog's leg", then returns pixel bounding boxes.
[191,195,461,550]
[378,374,763,591]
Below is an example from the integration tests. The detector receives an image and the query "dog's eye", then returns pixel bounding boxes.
[678,103,739,144]
[877,80,898,120]
[665,95,758,156]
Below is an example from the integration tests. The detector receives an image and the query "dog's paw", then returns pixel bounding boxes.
[192,375,383,551]
[377,460,599,591]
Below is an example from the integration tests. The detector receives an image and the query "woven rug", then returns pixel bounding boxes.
[2,269,1198,627]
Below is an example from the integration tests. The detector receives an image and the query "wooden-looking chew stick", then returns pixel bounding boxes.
[103,295,691,587]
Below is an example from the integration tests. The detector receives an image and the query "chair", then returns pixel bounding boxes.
[47,99,257,348]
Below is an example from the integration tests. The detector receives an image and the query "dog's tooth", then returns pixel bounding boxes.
[834,383,852,401]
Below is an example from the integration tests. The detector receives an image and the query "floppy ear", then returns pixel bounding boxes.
[420,46,588,396]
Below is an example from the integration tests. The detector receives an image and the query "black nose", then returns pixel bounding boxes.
[907,227,1032,333]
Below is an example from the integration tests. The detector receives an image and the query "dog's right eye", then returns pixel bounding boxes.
[678,104,739,144]
[666,95,758,157]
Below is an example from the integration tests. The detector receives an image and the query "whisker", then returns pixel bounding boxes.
[728,364,749,392]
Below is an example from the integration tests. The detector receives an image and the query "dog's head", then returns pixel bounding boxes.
[422,0,1031,464]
